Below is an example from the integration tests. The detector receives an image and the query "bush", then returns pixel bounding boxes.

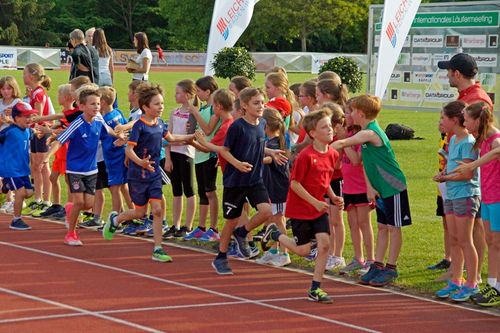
[211,47,256,80]
[319,56,362,93]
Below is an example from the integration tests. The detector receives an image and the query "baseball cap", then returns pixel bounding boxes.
[437,53,478,77]
[11,102,37,119]
[265,98,292,117]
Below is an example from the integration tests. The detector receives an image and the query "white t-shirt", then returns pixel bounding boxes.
[169,108,195,158]
[98,55,113,86]
[132,48,152,81]
[0,98,20,130]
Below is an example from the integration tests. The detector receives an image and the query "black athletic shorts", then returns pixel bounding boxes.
[222,183,269,219]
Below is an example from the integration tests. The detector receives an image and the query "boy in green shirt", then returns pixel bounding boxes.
[332,95,411,287]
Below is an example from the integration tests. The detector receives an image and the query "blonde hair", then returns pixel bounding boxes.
[318,71,341,84]
[351,95,382,120]
[265,72,297,111]
[230,76,252,92]
[177,79,200,107]
[263,108,286,150]
[57,84,73,100]
[98,86,116,105]
[212,89,235,112]
[76,85,100,104]
[464,102,494,150]
[70,76,91,91]
[239,87,264,105]
[0,76,21,99]
[25,63,51,90]
[300,80,317,101]
[265,66,287,77]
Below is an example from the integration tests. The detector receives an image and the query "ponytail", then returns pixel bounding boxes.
[465,102,495,150]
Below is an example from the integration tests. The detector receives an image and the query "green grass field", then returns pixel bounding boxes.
[1,68,475,296]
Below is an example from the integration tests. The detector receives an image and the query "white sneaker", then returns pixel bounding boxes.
[256,251,278,264]
[0,201,13,213]
[270,253,291,267]
[326,255,346,270]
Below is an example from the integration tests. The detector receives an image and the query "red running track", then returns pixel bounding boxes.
[0,215,498,333]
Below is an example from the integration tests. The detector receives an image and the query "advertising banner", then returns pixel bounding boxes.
[0,47,17,69]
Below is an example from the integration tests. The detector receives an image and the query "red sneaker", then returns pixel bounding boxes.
[64,231,83,246]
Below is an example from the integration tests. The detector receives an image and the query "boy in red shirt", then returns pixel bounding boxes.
[264,108,343,303]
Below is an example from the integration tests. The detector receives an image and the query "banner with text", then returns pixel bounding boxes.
[0,47,17,69]
[375,0,422,98]
[204,0,259,76]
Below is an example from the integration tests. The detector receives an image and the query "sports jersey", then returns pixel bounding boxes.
[262,137,289,203]
[210,118,233,172]
[341,130,366,194]
[102,109,127,165]
[480,133,500,204]
[0,125,33,177]
[29,86,49,125]
[194,104,221,164]
[127,117,169,182]
[362,120,407,198]
[223,117,266,187]
[57,114,108,175]
[169,107,195,158]
[285,145,338,220]
[458,82,493,110]
[128,107,142,122]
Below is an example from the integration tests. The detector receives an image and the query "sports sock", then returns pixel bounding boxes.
[270,229,281,242]
[13,216,21,221]
[198,226,206,232]
[311,280,321,291]
[386,263,397,271]
[216,252,227,260]
[210,227,218,233]
[487,278,497,287]
[375,261,384,269]
[234,226,249,237]
[269,248,279,254]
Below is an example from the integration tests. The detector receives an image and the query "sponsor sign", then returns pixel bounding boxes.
[412,35,444,48]
[390,71,403,82]
[0,47,17,69]
[401,89,423,102]
[425,90,458,102]
[489,35,498,48]
[480,73,497,87]
[412,53,432,66]
[412,11,500,28]
[461,35,487,48]
[376,35,410,48]
[471,53,498,67]
[412,71,434,84]
[435,71,450,85]
[398,53,411,66]
[432,54,451,66]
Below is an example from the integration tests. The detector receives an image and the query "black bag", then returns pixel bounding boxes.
[385,123,415,140]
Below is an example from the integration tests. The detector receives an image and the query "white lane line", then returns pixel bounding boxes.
[0,287,163,333]
[0,241,380,333]
[0,293,390,325]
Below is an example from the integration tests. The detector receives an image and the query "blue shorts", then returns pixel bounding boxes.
[106,158,127,186]
[128,178,163,207]
[3,176,33,191]
[481,202,500,232]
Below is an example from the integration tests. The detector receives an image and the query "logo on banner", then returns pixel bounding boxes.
[412,53,432,66]
[425,90,457,102]
[462,35,487,48]
[386,22,397,47]
[401,89,423,102]
[433,54,451,66]
[471,54,498,67]
[216,0,252,40]
[413,72,434,83]
[412,35,444,47]
[398,53,411,65]
[390,71,402,82]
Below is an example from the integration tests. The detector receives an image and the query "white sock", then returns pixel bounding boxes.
[487,278,497,287]
[154,246,162,251]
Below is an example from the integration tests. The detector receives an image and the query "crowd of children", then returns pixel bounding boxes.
[1,53,499,306]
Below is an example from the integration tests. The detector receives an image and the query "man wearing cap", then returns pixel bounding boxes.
[0,102,38,230]
[438,53,493,109]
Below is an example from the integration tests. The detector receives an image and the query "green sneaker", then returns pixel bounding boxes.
[152,248,172,262]
[102,211,119,240]
[31,202,52,217]
[22,201,40,215]
[307,288,333,304]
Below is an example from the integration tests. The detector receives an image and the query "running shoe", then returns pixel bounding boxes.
[270,253,291,267]
[10,218,31,230]
[427,259,451,270]
[305,246,318,261]
[233,228,251,258]
[475,286,500,307]
[0,201,13,213]
[227,241,243,258]
[31,201,52,217]
[50,209,66,221]
[122,221,142,236]
[184,226,205,240]
[261,223,279,243]
[249,244,260,258]
[339,258,365,275]
[212,258,233,275]
[253,227,266,241]
[369,268,398,287]
[435,280,462,299]
[307,288,333,304]
[135,218,153,236]
[359,264,383,285]
[22,201,40,215]
[450,285,479,302]
[102,211,119,240]
[199,228,220,242]
[326,255,345,271]
[39,204,64,218]
[163,226,178,239]
[174,226,190,238]
[80,218,102,229]
[152,248,172,262]
[256,250,278,264]
[64,232,83,246]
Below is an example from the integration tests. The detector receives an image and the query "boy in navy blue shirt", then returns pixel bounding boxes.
[45,86,122,246]
[0,102,37,230]
[102,83,194,262]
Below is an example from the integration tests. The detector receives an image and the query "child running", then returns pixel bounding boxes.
[263,108,343,303]
[0,102,37,230]
[102,83,194,262]
[331,95,411,287]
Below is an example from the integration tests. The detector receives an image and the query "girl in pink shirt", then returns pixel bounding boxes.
[339,99,374,274]
[457,102,500,306]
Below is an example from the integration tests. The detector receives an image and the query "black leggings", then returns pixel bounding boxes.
[170,151,194,197]
[195,157,218,205]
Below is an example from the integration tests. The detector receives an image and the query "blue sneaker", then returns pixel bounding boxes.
[435,280,462,299]
[359,264,383,285]
[227,241,243,258]
[212,257,233,275]
[135,218,152,236]
[232,229,251,258]
[450,285,479,302]
[199,228,220,242]
[122,221,141,236]
[10,218,31,230]
[184,226,205,240]
[369,268,398,287]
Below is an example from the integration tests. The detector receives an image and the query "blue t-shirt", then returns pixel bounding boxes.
[127,117,168,182]
[102,109,127,165]
[445,134,480,200]
[0,125,32,177]
[262,136,289,203]
[223,117,266,187]
[58,114,108,175]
